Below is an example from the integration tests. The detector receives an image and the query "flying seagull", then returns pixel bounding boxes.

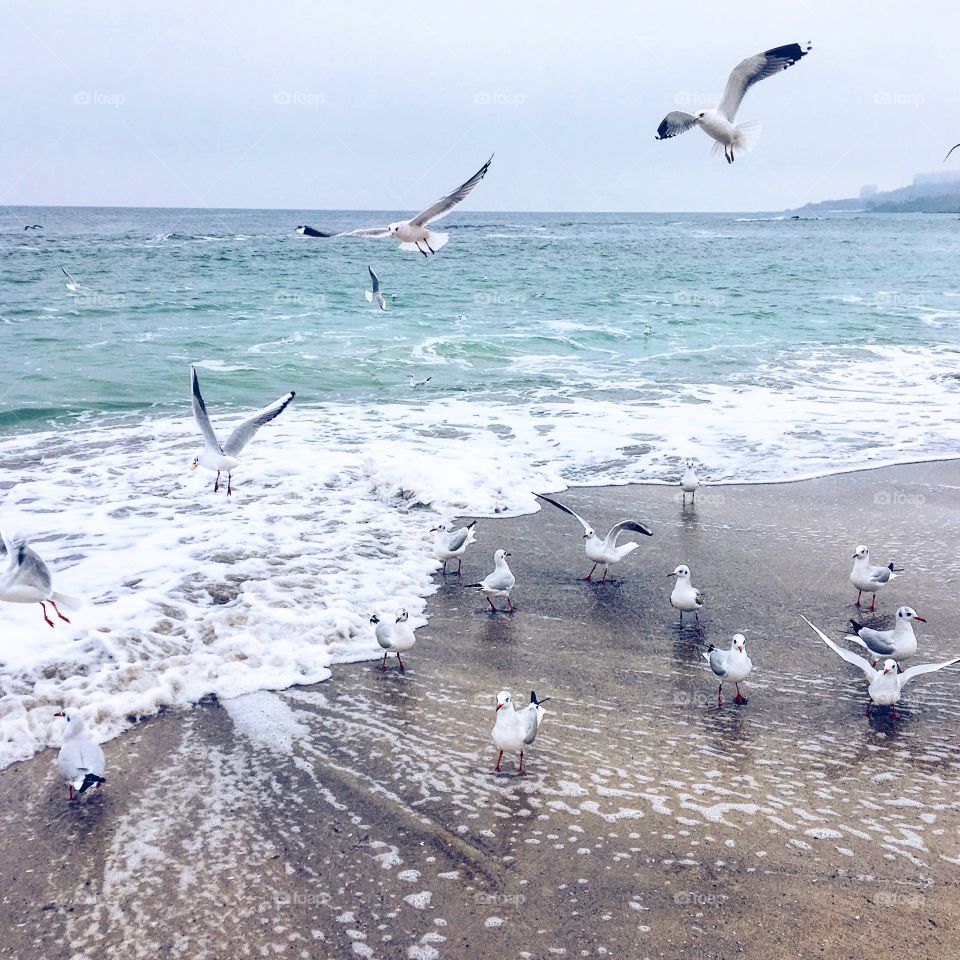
[804,616,960,717]
[61,267,81,292]
[0,533,80,627]
[365,266,386,310]
[535,493,653,582]
[656,43,812,163]
[189,365,296,496]
[492,690,549,775]
[296,155,493,256]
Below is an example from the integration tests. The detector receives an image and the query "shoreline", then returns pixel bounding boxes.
[1,459,959,957]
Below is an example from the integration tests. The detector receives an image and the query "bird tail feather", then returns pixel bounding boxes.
[52,592,81,612]
[733,120,762,154]
[78,773,105,795]
[364,291,373,302]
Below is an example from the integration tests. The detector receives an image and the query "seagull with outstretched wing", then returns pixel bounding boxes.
[656,43,812,163]
[296,155,493,256]
[365,266,386,310]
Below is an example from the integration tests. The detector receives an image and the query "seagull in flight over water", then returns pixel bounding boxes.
[365,266,386,310]
[296,155,493,256]
[656,43,812,163]
[189,366,296,496]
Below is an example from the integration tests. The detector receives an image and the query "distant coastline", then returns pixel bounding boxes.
[791,169,960,214]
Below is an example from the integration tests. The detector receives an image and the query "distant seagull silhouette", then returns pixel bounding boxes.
[365,266,386,310]
[297,155,493,256]
[24,224,42,230]
[656,43,812,163]
[944,144,960,163]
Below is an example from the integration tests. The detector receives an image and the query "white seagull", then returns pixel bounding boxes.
[680,460,700,503]
[847,606,925,664]
[850,544,900,611]
[55,710,106,801]
[668,564,705,621]
[470,549,516,612]
[492,690,549,775]
[431,520,477,575]
[703,634,753,705]
[298,155,493,256]
[371,609,417,672]
[408,373,433,388]
[189,366,296,495]
[0,532,79,627]
[535,493,653,582]
[365,266,386,310]
[804,616,960,716]
[61,266,81,292]
[655,42,812,163]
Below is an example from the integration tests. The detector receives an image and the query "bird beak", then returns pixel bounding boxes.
[914,615,926,622]
[496,703,503,711]
[505,553,512,557]
[582,533,589,539]
[666,572,677,578]
[430,527,438,532]
[190,463,198,471]
[852,554,858,559]
[53,710,65,717]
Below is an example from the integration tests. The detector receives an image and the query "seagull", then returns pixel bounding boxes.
[804,616,960,716]
[371,609,416,672]
[0,532,79,627]
[492,690,549,775]
[668,564,705,621]
[408,373,433,388]
[61,266,81,292]
[297,155,493,256]
[703,634,753,705]
[534,493,653,582]
[470,549,516,612]
[365,266,386,310]
[945,144,960,163]
[431,520,477,575]
[680,460,700,503]
[847,606,925,665]
[850,544,900,611]
[55,710,106,801]
[655,42,812,163]
[189,366,296,495]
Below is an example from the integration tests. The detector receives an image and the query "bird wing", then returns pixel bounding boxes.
[368,266,380,293]
[607,519,654,544]
[409,155,494,227]
[520,705,540,744]
[944,144,960,163]
[446,527,471,553]
[655,111,699,140]
[61,266,79,286]
[222,391,296,457]
[851,629,895,656]
[803,615,877,680]
[865,565,892,586]
[534,493,592,535]
[900,657,960,685]
[190,367,222,453]
[705,648,727,677]
[341,226,392,238]
[483,568,514,591]
[718,42,812,121]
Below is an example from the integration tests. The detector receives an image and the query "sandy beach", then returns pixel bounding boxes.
[1,460,959,959]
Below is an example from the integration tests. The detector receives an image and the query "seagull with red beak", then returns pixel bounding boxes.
[492,690,549,775]
[846,606,925,666]
[703,634,753,706]
[469,549,516,612]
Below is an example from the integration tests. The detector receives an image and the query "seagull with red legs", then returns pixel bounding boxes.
[55,710,106,801]
[668,564,705,622]
[371,609,417,672]
[534,493,653,582]
[431,520,477,575]
[703,633,753,706]
[189,365,296,496]
[804,616,960,718]
[469,549,516,612]
[850,544,900,611]
[492,690,549,775]
[0,531,79,628]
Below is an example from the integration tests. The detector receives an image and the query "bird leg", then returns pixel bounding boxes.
[517,751,526,775]
[50,599,71,623]
[506,596,517,613]
[599,566,609,583]
[492,750,503,774]
[717,684,724,707]
[582,563,597,581]
[226,473,233,497]
[863,700,872,717]
[733,683,748,705]
[868,594,877,612]
[214,470,220,493]
[487,597,497,611]
[396,652,405,672]
[416,242,428,258]
[380,653,387,672]
[425,240,436,254]
[456,558,462,576]
[855,590,862,608]
[67,784,75,801]
[39,602,54,628]
[441,560,447,575]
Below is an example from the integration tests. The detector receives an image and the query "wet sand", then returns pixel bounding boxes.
[1,461,959,959]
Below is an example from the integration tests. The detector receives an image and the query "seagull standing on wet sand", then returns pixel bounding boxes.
[56,710,106,801]
[668,564,705,622]
[804,616,960,717]
[535,493,653,582]
[365,266,386,310]
[847,606,924,665]
[297,155,493,256]
[680,461,700,503]
[492,690,549,775]
[189,366,296,495]
[850,544,900,611]
[655,42,812,163]
[431,520,477,575]
[371,609,417,672]
[470,549,516,612]
[703,634,753,705]
[0,533,79,627]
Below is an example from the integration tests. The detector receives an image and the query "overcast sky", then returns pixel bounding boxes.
[2,0,957,212]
